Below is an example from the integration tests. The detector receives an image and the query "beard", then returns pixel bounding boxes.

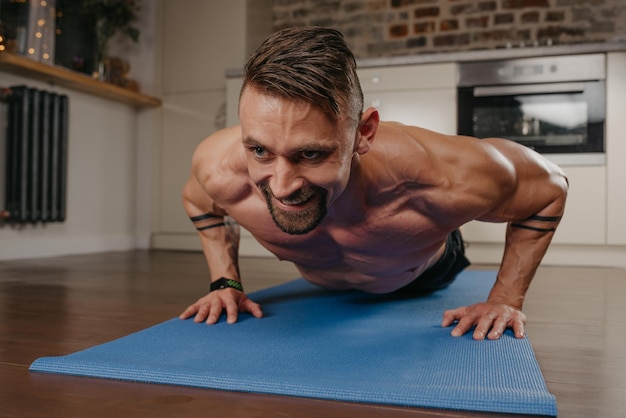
[260,184,328,235]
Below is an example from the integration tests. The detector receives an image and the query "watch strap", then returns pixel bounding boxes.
[210,277,244,292]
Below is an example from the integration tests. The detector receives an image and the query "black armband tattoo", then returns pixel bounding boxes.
[190,212,238,232]
[189,213,221,222]
[511,214,563,233]
[525,214,562,222]
[510,224,557,233]
[196,222,227,231]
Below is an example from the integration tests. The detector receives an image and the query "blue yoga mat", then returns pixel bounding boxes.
[30,270,556,416]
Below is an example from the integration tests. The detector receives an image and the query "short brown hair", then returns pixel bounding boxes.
[242,26,363,125]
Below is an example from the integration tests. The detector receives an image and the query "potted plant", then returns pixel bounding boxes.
[80,0,140,81]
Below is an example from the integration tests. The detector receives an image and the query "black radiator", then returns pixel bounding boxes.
[1,86,69,224]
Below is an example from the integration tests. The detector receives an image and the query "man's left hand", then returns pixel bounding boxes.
[441,302,527,340]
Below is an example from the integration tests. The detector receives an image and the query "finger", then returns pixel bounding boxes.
[451,315,476,337]
[224,299,239,324]
[179,304,198,320]
[512,317,526,339]
[243,300,263,319]
[472,315,496,340]
[205,303,223,325]
[441,307,467,327]
[193,305,209,323]
[487,317,508,340]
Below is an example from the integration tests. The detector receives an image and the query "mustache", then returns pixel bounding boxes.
[259,183,328,235]
[260,184,317,205]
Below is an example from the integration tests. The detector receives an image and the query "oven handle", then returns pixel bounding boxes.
[473,82,586,97]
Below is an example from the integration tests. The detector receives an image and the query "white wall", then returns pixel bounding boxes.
[0,2,161,261]
[0,74,143,260]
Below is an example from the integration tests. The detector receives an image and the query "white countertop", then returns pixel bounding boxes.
[226,41,626,77]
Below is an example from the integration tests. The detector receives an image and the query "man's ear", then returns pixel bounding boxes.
[354,107,379,155]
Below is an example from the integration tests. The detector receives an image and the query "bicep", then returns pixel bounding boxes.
[182,174,227,219]
[476,138,568,223]
[182,128,239,218]
[432,138,518,224]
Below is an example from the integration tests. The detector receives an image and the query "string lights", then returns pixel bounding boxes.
[25,0,56,63]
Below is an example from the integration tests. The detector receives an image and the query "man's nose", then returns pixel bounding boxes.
[269,158,304,199]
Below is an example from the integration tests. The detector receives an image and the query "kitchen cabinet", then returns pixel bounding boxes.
[462,165,607,245]
[358,63,457,134]
[152,0,273,252]
[606,52,626,245]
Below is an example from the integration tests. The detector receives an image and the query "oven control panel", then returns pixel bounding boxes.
[458,54,605,86]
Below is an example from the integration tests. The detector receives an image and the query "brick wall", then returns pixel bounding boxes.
[272,0,626,58]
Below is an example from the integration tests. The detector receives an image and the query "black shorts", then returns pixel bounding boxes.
[395,229,470,295]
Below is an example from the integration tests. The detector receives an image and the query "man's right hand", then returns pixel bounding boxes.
[179,289,263,324]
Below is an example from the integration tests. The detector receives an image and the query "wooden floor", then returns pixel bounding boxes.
[1,250,625,418]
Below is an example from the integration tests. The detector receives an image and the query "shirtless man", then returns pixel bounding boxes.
[180,26,568,340]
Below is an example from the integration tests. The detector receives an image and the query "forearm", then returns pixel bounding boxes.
[487,158,568,307]
[181,213,262,324]
[192,213,242,283]
[180,174,261,324]
[488,223,556,309]
[182,169,243,284]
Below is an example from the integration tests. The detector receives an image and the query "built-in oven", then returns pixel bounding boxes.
[457,54,606,165]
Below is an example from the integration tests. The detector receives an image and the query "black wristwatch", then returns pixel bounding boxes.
[210,277,244,292]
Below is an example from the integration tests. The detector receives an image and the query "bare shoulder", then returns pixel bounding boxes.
[481,136,566,177]
[372,122,566,223]
[367,123,445,186]
[188,125,252,205]
[192,125,243,170]
[371,122,515,188]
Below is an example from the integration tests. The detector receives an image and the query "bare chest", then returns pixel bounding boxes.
[238,203,449,293]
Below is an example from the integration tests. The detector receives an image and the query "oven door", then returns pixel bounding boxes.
[457,81,605,155]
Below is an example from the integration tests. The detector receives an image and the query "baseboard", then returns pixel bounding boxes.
[151,232,274,257]
[4,231,624,268]
[0,235,136,261]
[466,242,626,268]
[152,234,626,268]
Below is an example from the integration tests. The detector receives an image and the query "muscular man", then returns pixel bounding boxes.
[180,26,568,340]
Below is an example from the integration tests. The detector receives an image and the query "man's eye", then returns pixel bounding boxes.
[252,147,266,157]
[301,150,320,160]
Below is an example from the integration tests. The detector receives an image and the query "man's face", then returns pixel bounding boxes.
[239,86,357,235]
